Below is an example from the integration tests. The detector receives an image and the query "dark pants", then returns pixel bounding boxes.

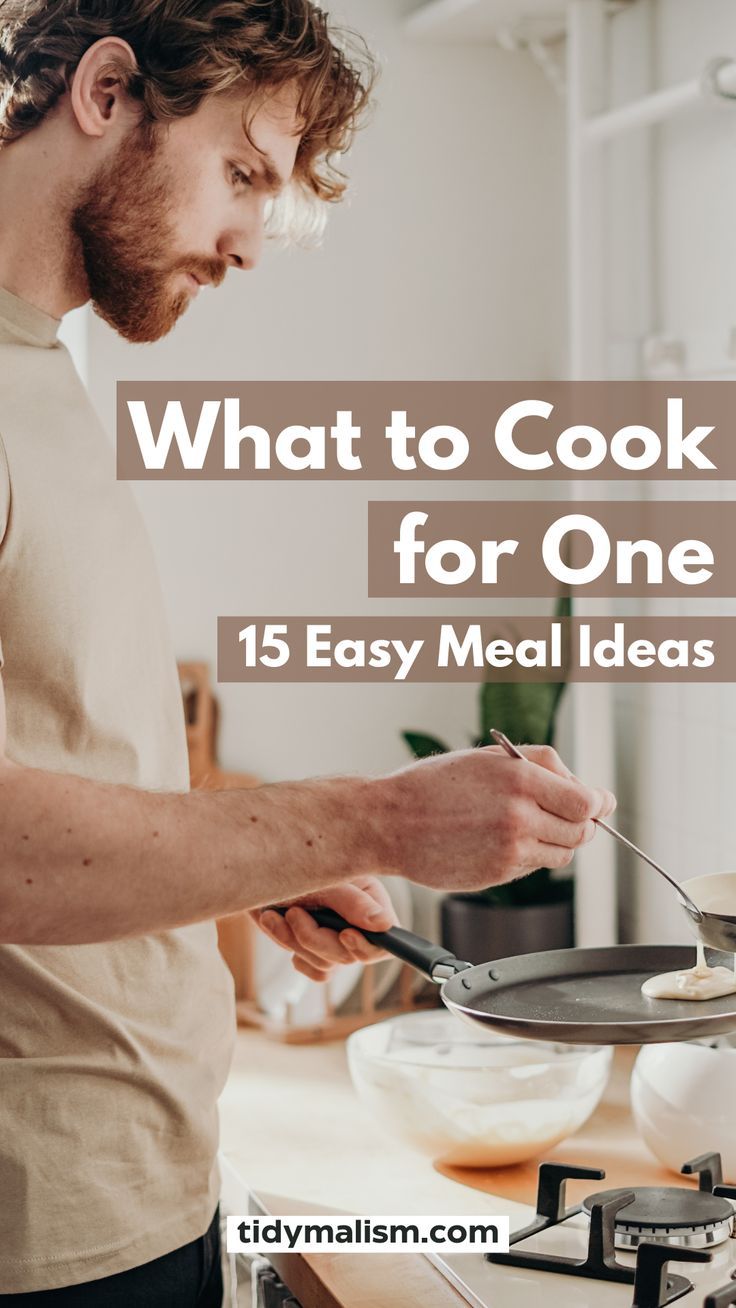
[0,1210,223,1307]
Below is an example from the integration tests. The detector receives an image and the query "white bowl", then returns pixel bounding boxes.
[680,871,736,917]
[347,1010,612,1168]
[631,1037,736,1181]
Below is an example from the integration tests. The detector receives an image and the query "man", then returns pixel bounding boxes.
[0,1,615,1302]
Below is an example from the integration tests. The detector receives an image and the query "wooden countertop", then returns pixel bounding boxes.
[218,1031,649,1308]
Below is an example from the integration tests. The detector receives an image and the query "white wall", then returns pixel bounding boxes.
[86,0,566,783]
[58,305,88,382]
[606,0,736,943]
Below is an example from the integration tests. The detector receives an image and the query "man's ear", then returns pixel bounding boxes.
[69,37,139,139]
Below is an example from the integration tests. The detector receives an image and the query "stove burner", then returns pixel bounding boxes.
[582,1186,735,1250]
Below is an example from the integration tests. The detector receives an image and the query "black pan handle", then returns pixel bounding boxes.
[272,905,471,981]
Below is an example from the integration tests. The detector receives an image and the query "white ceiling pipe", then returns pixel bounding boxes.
[584,56,736,145]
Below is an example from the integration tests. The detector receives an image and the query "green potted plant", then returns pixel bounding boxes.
[402,607,573,963]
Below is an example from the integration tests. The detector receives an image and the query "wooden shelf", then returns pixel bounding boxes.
[404,0,566,44]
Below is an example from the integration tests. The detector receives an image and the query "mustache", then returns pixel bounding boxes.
[179,257,228,288]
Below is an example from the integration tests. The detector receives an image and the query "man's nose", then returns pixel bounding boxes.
[218,211,265,272]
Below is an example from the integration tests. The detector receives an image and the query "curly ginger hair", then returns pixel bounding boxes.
[0,0,376,219]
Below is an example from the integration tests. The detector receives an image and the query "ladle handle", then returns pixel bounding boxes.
[489,729,705,924]
[593,817,704,920]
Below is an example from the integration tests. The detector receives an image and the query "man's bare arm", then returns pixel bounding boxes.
[0,674,615,946]
[0,758,385,944]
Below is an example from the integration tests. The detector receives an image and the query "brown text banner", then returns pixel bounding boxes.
[217,617,735,684]
[368,500,736,598]
[117,381,734,481]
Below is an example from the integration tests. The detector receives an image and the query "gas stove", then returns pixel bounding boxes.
[430,1152,736,1308]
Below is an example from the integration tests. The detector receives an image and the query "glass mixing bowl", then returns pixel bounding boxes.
[347,1009,612,1168]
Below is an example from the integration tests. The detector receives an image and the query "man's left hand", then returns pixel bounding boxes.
[251,875,398,982]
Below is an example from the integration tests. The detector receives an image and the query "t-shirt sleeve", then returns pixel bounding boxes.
[0,435,11,668]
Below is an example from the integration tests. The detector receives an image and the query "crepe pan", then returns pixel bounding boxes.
[292,909,736,1045]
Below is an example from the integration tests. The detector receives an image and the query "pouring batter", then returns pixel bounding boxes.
[642,941,736,1001]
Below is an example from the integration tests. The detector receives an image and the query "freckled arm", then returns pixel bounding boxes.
[0,676,387,945]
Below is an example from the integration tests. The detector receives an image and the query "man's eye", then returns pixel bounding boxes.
[229,164,252,189]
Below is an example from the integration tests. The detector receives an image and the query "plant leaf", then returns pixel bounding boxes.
[401,730,450,760]
[480,679,566,749]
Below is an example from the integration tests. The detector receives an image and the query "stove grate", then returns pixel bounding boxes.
[704,1287,736,1308]
[486,1160,719,1308]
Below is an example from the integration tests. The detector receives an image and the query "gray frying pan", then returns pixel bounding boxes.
[292,909,736,1045]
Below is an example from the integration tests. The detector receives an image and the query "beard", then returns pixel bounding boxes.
[71,125,227,343]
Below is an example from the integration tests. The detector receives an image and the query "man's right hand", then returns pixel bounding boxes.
[373,744,615,894]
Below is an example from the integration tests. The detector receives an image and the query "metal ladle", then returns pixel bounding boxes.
[488,730,736,949]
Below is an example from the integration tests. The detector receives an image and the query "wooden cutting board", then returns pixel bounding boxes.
[435,1049,689,1208]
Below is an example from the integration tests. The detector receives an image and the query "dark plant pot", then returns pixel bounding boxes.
[441,894,574,965]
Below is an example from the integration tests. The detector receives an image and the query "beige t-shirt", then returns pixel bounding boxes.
[0,288,236,1292]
